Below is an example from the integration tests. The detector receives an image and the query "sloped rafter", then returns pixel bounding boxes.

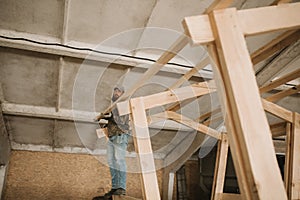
[259,67,300,93]
[256,40,300,86]
[251,30,300,65]
[265,84,300,102]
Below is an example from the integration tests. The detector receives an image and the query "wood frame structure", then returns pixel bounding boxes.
[97,2,300,200]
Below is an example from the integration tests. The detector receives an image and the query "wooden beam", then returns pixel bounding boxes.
[259,68,300,93]
[262,99,293,122]
[100,35,189,116]
[166,111,221,139]
[117,83,214,116]
[251,30,300,65]
[166,80,216,112]
[208,8,286,199]
[256,40,300,86]
[168,57,211,90]
[211,134,229,200]
[130,97,160,200]
[183,3,300,45]
[197,107,222,123]
[284,123,292,195]
[270,122,287,137]
[290,112,300,199]
[238,3,300,36]
[205,0,234,13]
[265,84,300,102]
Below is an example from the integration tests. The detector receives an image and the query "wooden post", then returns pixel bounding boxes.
[290,113,300,199]
[285,122,292,196]
[130,97,160,200]
[208,8,286,199]
[211,134,229,200]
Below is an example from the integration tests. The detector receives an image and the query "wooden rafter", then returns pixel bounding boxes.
[117,82,214,116]
[251,30,300,65]
[265,84,300,102]
[168,57,211,90]
[129,97,160,200]
[165,111,221,139]
[210,134,229,200]
[262,99,293,122]
[259,68,300,93]
[256,40,300,86]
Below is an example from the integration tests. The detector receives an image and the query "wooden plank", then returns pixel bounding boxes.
[251,30,300,65]
[291,112,300,199]
[205,0,234,13]
[130,97,160,200]
[208,8,287,199]
[166,80,216,112]
[168,57,211,90]
[117,83,215,116]
[211,134,229,200]
[182,15,214,45]
[167,172,175,200]
[270,122,287,137]
[239,3,300,36]
[265,84,300,102]
[259,68,300,93]
[284,123,292,195]
[262,99,293,122]
[166,111,221,139]
[257,39,300,86]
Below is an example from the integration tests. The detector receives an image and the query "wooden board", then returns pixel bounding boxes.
[211,134,229,200]
[208,8,286,199]
[130,98,160,200]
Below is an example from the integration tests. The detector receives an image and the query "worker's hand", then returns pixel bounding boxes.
[127,142,135,152]
[94,113,112,121]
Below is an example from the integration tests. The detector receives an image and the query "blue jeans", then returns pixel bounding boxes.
[107,134,129,190]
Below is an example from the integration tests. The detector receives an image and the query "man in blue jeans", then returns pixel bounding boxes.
[94,85,130,199]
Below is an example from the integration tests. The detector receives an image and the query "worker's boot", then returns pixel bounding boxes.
[104,188,117,199]
[113,188,126,195]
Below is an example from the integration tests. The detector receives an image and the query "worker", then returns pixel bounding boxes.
[93,85,130,200]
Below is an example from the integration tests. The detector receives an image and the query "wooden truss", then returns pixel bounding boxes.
[97,2,300,200]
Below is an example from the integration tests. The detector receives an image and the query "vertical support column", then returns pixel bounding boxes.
[211,133,229,200]
[130,97,160,200]
[290,113,300,199]
[208,8,287,200]
[285,122,292,196]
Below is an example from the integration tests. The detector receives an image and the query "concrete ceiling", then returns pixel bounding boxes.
[0,0,299,161]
